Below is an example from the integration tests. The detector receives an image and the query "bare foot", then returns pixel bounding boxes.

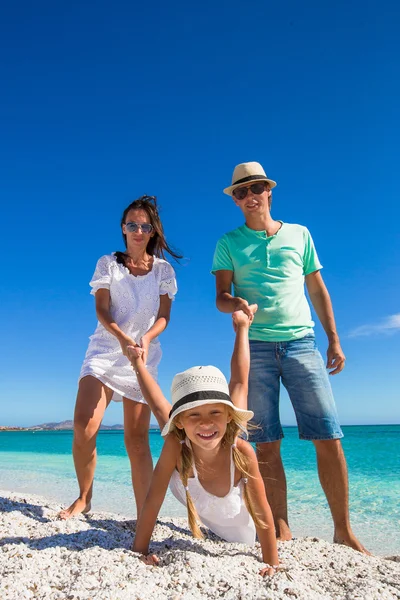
[58,498,91,520]
[139,553,160,566]
[275,518,293,541]
[334,531,371,555]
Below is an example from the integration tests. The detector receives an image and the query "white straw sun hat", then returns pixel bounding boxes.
[223,161,277,196]
[161,365,254,437]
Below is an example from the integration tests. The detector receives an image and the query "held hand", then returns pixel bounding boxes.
[234,298,256,322]
[126,345,144,365]
[119,336,138,357]
[140,335,150,366]
[139,554,160,566]
[232,304,258,331]
[326,340,346,375]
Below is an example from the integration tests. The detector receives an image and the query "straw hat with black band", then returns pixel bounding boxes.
[161,365,253,437]
[223,161,277,196]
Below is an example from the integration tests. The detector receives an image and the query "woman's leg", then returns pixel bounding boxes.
[59,376,112,519]
[123,398,153,518]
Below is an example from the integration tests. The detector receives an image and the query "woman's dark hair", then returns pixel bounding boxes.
[115,195,182,266]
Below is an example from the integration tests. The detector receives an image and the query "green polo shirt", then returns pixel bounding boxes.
[211,222,322,341]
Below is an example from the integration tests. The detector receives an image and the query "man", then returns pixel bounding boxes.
[212,161,367,553]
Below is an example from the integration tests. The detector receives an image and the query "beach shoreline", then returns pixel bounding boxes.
[0,490,399,600]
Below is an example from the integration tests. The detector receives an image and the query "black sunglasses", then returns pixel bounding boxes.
[125,222,153,234]
[232,182,266,200]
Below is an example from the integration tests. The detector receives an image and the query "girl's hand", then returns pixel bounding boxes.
[127,345,144,365]
[140,335,150,366]
[233,297,255,320]
[119,336,138,357]
[259,564,278,577]
[140,553,160,566]
[232,304,258,331]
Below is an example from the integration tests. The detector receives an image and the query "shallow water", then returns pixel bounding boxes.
[0,425,399,556]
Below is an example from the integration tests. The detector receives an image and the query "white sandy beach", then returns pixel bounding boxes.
[0,490,399,600]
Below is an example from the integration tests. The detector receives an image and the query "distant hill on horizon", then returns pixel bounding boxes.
[32,420,125,431]
[0,420,160,431]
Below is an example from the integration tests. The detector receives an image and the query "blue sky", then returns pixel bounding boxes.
[0,0,399,427]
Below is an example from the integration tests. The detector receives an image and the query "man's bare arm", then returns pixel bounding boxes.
[215,270,254,320]
[305,270,345,375]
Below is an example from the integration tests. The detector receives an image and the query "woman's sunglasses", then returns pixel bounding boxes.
[125,222,154,234]
[232,182,266,201]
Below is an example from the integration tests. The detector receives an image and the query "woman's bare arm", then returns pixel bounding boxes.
[140,294,173,364]
[95,288,138,354]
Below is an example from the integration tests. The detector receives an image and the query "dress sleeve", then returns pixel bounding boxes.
[159,261,178,300]
[89,255,114,295]
[302,228,323,275]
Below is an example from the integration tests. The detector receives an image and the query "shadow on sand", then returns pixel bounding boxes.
[0,497,256,560]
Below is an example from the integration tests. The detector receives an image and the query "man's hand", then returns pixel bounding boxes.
[232,304,258,331]
[139,553,160,566]
[327,340,346,375]
[234,298,256,322]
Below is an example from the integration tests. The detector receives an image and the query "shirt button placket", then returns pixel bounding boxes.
[265,233,270,268]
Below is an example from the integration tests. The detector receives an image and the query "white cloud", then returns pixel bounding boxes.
[348,313,400,338]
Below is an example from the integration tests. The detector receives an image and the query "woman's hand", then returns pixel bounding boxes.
[119,336,138,357]
[140,335,150,366]
[126,345,144,367]
[139,553,159,566]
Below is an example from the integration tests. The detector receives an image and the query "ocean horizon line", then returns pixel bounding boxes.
[1,422,399,431]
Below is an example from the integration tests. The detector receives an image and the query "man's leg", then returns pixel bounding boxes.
[256,440,292,540]
[247,341,290,539]
[281,334,369,553]
[314,439,369,553]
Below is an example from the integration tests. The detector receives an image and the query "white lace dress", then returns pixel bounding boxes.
[79,253,177,403]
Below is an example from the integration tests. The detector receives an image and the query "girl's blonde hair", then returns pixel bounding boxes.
[171,411,267,538]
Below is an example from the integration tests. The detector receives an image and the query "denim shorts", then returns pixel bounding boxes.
[247,334,343,443]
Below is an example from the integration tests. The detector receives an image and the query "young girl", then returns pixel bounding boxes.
[60,195,180,520]
[128,307,280,577]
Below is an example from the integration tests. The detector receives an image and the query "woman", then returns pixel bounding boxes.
[60,195,180,519]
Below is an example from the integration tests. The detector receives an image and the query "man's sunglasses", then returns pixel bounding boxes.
[232,182,267,201]
[125,222,154,234]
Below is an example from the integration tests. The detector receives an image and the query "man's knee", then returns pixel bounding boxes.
[313,438,343,457]
[256,440,282,461]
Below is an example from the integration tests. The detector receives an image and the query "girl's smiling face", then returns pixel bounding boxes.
[175,403,232,449]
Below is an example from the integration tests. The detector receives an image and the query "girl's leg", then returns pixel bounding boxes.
[123,398,153,518]
[59,376,112,519]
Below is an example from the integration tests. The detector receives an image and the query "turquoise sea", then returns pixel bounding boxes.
[0,425,399,556]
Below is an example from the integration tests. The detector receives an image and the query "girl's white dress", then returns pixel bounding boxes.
[79,253,177,403]
[169,444,256,545]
